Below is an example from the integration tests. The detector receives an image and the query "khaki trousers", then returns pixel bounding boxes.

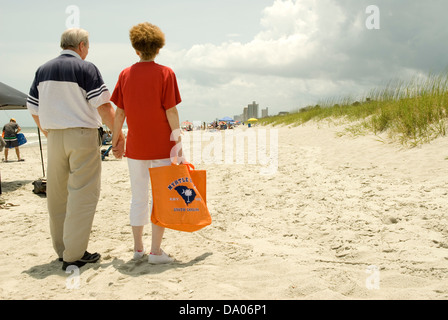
[46,128,101,262]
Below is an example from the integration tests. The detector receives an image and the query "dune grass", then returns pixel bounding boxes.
[261,72,448,146]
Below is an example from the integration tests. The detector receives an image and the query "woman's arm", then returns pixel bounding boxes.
[166,106,184,163]
[111,107,126,159]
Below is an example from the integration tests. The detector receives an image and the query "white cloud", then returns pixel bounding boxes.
[258,0,321,40]
[156,0,448,121]
[4,0,448,125]
[153,0,366,120]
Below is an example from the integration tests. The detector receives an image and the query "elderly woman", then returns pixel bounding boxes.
[111,22,183,264]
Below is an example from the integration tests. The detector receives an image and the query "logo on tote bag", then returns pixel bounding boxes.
[174,186,197,206]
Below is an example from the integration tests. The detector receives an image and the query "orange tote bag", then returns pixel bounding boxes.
[149,163,211,232]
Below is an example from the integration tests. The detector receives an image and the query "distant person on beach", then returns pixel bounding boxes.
[2,118,24,162]
[111,22,182,264]
[26,28,125,271]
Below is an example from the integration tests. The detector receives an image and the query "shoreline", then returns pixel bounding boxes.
[1,123,447,300]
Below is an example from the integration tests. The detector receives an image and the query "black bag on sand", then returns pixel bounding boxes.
[32,178,47,194]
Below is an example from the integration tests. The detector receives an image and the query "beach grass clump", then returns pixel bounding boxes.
[261,72,448,146]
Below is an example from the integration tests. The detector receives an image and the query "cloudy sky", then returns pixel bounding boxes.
[1,0,447,126]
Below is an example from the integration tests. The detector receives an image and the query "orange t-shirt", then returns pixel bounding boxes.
[111,62,181,160]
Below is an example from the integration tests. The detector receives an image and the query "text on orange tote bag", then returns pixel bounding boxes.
[149,163,211,232]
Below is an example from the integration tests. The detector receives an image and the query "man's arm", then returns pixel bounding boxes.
[97,103,115,129]
[31,115,48,137]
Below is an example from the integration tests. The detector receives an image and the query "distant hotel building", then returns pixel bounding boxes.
[234,101,268,122]
[248,101,258,119]
[261,107,269,118]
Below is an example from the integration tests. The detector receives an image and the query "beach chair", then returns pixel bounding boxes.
[101,145,113,161]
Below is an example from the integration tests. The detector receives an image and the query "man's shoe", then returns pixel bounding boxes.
[62,260,86,271]
[78,251,101,263]
[62,251,101,271]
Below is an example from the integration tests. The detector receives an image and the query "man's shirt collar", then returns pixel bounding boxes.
[60,49,82,60]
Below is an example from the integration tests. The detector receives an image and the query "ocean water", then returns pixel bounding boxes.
[18,127,46,148]
[17,127,129,148]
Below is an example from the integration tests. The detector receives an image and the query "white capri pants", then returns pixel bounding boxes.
[127,157,172,226]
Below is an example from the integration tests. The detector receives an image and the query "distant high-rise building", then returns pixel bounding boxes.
[243,107,248,121]
[248,101,259,119]
[261,107,269,118]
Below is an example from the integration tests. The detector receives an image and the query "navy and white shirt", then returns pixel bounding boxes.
[27,50,110,130]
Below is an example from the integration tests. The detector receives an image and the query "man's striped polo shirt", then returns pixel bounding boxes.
[26,50,110,129]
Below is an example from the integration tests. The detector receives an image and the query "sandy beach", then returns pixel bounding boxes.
[0,122,447,300]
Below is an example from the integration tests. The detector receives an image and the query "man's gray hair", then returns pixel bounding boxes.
[60,28,89,50]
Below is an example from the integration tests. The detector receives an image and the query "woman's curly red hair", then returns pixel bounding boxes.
[129,22,165,60]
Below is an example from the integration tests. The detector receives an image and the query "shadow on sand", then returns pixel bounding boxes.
[22,252,213,279]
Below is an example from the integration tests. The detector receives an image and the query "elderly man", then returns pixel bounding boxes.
[27,28,124,271]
